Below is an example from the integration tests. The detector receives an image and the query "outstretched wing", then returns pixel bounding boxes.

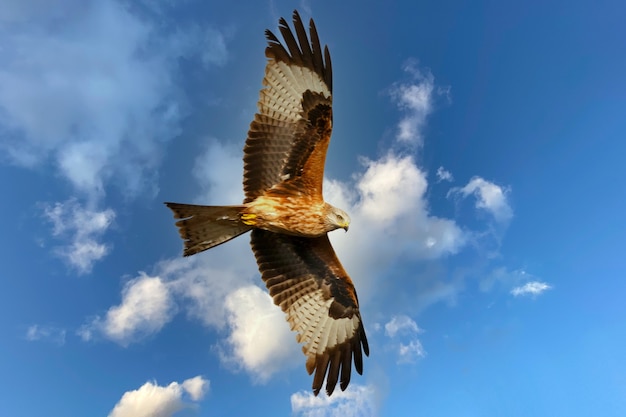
[243,10,333,203]
[250,229,369,396]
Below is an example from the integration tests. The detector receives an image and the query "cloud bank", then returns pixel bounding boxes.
[0,0,228,271]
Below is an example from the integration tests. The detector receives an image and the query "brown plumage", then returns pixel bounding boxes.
[165,10,368,396]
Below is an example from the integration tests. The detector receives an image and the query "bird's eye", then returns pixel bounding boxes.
[336,214,344,221]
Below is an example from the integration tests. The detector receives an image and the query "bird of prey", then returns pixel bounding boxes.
[165,10,368,396]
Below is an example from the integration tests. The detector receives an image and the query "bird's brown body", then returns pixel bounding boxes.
[242,194,347,237]
[165,10,368,396]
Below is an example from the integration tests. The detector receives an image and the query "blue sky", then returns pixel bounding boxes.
[1,0,625,416]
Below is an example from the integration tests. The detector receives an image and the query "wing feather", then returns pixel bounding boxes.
[243,10,333,202]
[250,229,369,396]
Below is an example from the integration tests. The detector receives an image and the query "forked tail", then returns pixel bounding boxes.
[165,203,252,256]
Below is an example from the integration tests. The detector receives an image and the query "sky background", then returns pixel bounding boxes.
[1,0,625,416]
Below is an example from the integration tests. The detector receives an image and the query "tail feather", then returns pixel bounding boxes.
[165,202,252,256]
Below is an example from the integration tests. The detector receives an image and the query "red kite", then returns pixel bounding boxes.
[165,10,368,396]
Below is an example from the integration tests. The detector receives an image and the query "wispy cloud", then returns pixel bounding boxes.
[291,385,378,417]
[108,376,209,417]
[480,267,549,299]
[388,59,449,147]
[25,324,66,346]
[389,61,435,145]
[384,315,422,337]
[511,281,552,297]
[42,199,115,274]
[384,315,426,363]
[436,166,454,182]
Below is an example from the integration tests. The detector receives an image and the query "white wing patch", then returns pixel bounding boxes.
[286,288,358,358]
[260,60,330,123]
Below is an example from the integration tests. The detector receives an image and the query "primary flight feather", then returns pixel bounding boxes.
[165,10,368,396]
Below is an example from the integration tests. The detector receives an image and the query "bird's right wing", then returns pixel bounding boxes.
[250,229,369,396]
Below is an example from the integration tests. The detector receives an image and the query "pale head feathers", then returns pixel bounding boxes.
[324,203,350,232]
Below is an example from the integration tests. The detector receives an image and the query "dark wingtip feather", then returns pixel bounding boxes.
[263,10,331,93]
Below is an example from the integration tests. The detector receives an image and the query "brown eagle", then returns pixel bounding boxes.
[165,10,368,396]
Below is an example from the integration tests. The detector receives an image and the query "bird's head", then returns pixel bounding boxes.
[325,205,351,232]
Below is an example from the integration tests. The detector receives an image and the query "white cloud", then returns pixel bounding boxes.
[388,59,449,146]
[1,0,229,272]
[181,376,210,401]
[436,166,453,182]
[356,154,427,222]
[108,376,209,417]
[81,273,175,346]
[383,315,426,363]
[384,315,421,338]
[511,281,552,297]
[397,340,426,363]
[163,240,258,329]
[291,384,378,417]
[450,177,513,223]
[25,324,66,346]
[43,199,115,274]
[1,0,182,196]
[389,63,434,145]
[192,140,245,204]
[325,153,467,302]
[220,285,300,382]
[480,267,550,298]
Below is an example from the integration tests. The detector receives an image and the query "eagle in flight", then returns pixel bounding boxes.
[165,10,369,396]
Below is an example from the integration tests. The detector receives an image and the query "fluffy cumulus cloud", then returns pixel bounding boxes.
[108,376,209,417]
[162,245,257,329]
[80,273,175,345]
[511,281,552,297]
[43,199,115,274]
[181,376,209,402]
[325,153,466,302]
[316,60,468,305]
[80,241,293,383]
[291,385,378,417]
[450,177,513,223]
[220,285,300,381]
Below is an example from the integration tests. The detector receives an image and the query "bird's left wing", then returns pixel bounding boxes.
[250,229,369,396]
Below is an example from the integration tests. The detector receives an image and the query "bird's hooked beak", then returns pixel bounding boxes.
[342,224,349,232]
